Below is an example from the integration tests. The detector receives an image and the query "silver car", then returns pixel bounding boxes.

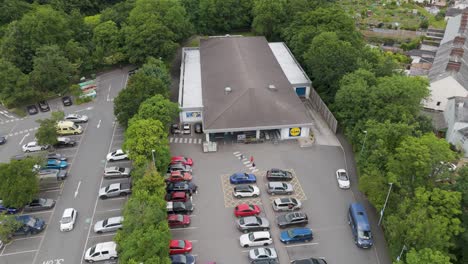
[94,216,123,234]
[272,197,301,212]
[64,114,88,123]
[237,216,270,233]
[267,182,293,195]
[104,166,131,179]
[249,247,278,262]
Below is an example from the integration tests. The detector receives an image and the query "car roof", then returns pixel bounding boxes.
[268,182,285,187]
[237,203,252,210]
[108,183,120,188]
[107,216,123,224]
[105,166,119,171]
[62,208,75,217]
[171,192,187,198]
[290,227,312,235]
[95,241,117,251]
[252,231,270,238]
[235,185,252,190]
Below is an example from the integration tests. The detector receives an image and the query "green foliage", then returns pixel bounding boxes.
[92,20,124,65]
[100,1,136,27]
[401,248,451,264]
[0,159,39,208]
[0,0,31,26]
[450,167,468,263]
[35,111,64,146]
[0,214,22,242]
[252,0,286,40]
[400,37,422,51]
[138,57,171,88]
[30,45,77,94]
[0,59,36,107]
[123,119,170,172]
[133,94,179,129]
[196,0,253,34]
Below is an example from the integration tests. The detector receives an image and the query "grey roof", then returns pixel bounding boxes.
[421,109,447,130]
[453,96,468,122]
[446,7,466,17]
[406,49,436,58]
[441,14,462,45]
[199,36,312,132]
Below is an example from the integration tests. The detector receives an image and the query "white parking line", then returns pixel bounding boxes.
[189,138,192,144]
[170,227,198,231]
[170,138,174,143]
[1,249,37,256]
[243,161,250,164]
[184,138,188,143]
[88,233,116,239]
[174,138,179,143]
[8,235,43,241]
[284,242,319,248]
[95,208,122,213]
[20,210,54,215]
[233,151,240,155]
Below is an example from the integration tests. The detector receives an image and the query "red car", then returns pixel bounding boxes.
[168,214,191,228]
[169,239,192,255]
[165,191,190,202]
[165,171,192,182]
[234,203,261,217]
[171,156,193,166]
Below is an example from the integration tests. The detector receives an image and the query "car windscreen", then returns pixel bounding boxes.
[358,230,372,239]
[62,217,72,223]
[27,217,37,226]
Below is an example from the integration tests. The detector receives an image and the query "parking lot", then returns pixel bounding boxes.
[169,141,382,264]
[0,68,130,264]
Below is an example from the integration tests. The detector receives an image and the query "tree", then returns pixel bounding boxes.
[133,164,167,198]
[403,248,451,264]
[100,1,136,27]
[450,167,468,263]
[197,0,253,34]
[0,59,36,107]
[92,20,124,65]
[133,94,179,128]
[138,57,172,87]
[0,214,22,243]
[36,111,64,146]
[303,32,360,103]
[0,159,39,208]
[0,0,31,26]
[30,45,77,94]
[252,0,286,40]
[123,119,170,172]
[114,73,170,127]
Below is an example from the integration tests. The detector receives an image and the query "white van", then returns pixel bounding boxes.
[84,241,118,262]
[56,121,82,135]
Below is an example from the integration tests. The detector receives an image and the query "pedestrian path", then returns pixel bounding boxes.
[233,151,258,173]
[169,137,203,144]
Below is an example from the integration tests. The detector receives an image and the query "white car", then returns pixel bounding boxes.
[233,185,260,198]
[84,241,118,262]
[94,216,124,234]
[239,231,273,248]
[336,169,350,189]
[106,149,128,162]
[60,208,77,232]
[272,197,302,212]
[22,141,49,152]
[249,247,278,262]
[64,114,88,123]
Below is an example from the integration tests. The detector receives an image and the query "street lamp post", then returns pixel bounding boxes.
[151,149,156,166]
[396,245,407,262]
[361,130,368,154]
[378,182,393,226]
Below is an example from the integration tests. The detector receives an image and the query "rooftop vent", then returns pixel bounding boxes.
[267,84,277,91]
[224,86,232,95]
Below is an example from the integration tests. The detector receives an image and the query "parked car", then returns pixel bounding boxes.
[128,68,139,76]
[234,203,261,217]
[165,171,192,183]
[336,169,350,189]
[22,141,49,152]
[230,172,257,184]
[251,260,278,264]
[169,240,192,255]
[0,135,6,145]
[27,105,38,115]
[168,214,191,228]
[64,113,89,123]
[13,215,46,235]
[24,198,55,212]
[54,137,76,148]
[249,247,278,262]
[167,164,192,174]
[266,169,293,181]
[103,166,131,179]
[165,192,190,202]
[38,168,67,180]
[167,201,193,214]
[47,153,67,161]
[170,254,195,264]
[272,197,301,212]
[166,182,198,194]
[233,185,260,198]
[94,216,123,234]
[171,156,193,166]
[277,212,308,228]
[182,123,191,134]
[239,231,273,248]
[62,96,73,106]
[38,101,50,112]
[0,200,19,214]
[46,159,68,169]
[60,208,77,232]
[194,123,203,134]
[99,183,132,199]
[170,123,181,135]
[280,227,313,244]
[106,149,128,161]
[267,182,293,195]
[291,258,327,264]
[237,216,270,233]
[84,241,118,263]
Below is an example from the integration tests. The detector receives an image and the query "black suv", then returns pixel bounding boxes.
[276,212,308,228]
[291,258,328,264]
[166,182,197,194]
[266,169,293,181]
[54,137,76,148]
[38,101,50,112]
[167,201,193,214]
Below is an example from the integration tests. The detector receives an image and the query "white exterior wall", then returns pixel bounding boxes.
[280,127,310,139]
[424,77,468,111]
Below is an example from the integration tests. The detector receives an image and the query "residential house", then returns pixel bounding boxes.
[444,96,468,156]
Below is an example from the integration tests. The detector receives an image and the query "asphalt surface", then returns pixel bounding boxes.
[0,68,131,264]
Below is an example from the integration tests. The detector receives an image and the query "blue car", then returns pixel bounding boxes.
[170,254,195,264]
[280,227,313,244]
[46,159,68,169]
[0,200,19,214]
[14,215,46,235]
[230,172,257,184]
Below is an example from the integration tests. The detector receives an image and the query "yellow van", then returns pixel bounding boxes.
[56,121,82,135]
